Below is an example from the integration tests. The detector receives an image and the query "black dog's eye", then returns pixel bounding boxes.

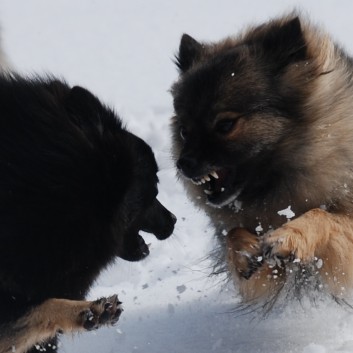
[180,126,188,140]
[215,119,236,134]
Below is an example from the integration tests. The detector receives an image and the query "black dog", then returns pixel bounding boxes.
[0,75,176,353]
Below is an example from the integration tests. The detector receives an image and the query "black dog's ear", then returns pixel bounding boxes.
[66,86,103,112]
[64,86,107,131]
[65,85,107,120]
[260,17,307,67]
[175,34,203,73]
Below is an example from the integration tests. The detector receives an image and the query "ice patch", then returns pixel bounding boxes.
[230,199,242,213]
[277,206,295,219]
[176,285,187,294]
[316,258,323,269]
[255,223,263,233]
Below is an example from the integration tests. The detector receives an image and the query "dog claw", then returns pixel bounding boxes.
[239,255,264,279]
[104,303,113,310]
[227,228,264,280]
[82,295,123,331]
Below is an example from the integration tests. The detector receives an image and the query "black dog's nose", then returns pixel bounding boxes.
[139,199,176,240]
[170,212,177,224]
[177,155,198,177]
[154,208,177,240]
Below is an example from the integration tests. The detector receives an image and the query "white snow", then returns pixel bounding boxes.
[277,206,296,219]
[2,1,353,352]
[316,258,324,269]
[255,224,263,233]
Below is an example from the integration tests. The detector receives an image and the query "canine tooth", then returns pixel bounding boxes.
[201,178,206,184]
[204,175,211,182]
[210,171,219,179]
[191,179,202,185]
[221,187,225,192]
[204,189,213,195]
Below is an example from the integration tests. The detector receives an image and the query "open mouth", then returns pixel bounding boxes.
[137,233,150,258]
[121,206,176,262]
[189,168,242,207]
[119,232,151,262]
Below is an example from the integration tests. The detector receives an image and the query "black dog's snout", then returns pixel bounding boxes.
[170,212,177,224]
[177,154,198,177]
[140,199,176,240]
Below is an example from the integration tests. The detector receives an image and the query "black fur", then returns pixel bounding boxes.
[0,74,176,350]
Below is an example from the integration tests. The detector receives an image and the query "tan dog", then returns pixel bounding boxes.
[171,13,353,307]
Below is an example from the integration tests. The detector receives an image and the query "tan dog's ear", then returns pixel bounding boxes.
[259,17,307,67]
[175,34,203,73]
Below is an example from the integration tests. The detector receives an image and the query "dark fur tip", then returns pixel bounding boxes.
[240,256,264,279]
[175,33,202,73]
[261,16,307,65]
[240,271,253,280]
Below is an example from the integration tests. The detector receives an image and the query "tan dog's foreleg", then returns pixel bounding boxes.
[0,295,122,353]
[265,208,353,297]
[226,228,286,302]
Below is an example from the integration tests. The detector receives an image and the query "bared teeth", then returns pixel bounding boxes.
[191,170,220,186]
[210,171,219,179]
[191,179,200,185]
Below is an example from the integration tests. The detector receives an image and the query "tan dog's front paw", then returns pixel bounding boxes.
[264,219,318,263]
[226,228,264,279]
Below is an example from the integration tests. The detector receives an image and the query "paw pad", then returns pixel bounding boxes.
[82,294,123,331]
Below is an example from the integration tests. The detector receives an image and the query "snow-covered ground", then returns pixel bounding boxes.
[2,1,353,352]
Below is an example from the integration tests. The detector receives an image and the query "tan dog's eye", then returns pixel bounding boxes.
[215,119,236,134]
[180,126,188,140]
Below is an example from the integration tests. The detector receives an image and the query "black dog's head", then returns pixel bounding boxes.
[0,76,177,303]
[68,87,176,261]
[63,84,176,262]
[171,16,318,208]
[113,130,177,261]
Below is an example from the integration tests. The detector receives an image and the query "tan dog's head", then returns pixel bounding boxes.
[171,16,320,209]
